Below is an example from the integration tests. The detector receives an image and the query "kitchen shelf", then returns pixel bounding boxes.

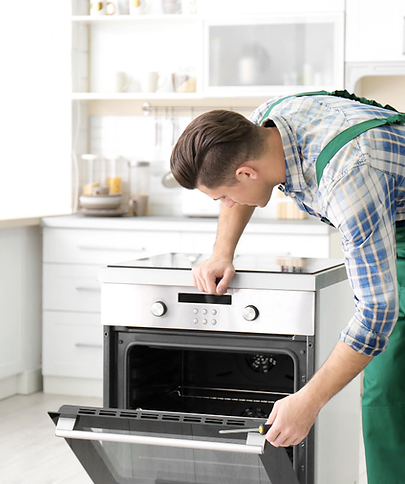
[71,14,198,23]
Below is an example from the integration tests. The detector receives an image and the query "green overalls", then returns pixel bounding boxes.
[261,91,405,484]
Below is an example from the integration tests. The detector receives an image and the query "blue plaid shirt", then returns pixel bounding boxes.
[250,95,405,356]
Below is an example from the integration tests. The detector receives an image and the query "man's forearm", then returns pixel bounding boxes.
[304,341,372,406]
[266,340,373,447]
[213,204,255,259]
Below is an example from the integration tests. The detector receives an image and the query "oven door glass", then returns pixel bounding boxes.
[50,405,299,484]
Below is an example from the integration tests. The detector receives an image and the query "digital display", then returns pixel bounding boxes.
[178,293,232,305]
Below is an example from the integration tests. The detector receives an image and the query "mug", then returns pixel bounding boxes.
[90,1,116,15]
[114,72,132,92]
[129,194,149,216]
[161,0,180,14]
[129,0,150,15]
[141,71,166,93]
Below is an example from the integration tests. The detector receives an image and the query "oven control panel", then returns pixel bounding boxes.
[101,283,315,335]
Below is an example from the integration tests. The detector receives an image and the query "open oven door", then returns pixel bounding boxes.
[49,405,300,484]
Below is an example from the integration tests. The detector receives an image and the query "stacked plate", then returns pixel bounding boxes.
[79,193,126,217]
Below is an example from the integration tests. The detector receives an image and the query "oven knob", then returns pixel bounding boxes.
[150,301,167,317]
[243,305,259,321]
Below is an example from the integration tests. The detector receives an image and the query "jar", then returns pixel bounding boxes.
[81,154,108,195]
[129,161,150,216]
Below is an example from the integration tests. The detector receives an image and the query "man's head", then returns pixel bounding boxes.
[170,110,267,190]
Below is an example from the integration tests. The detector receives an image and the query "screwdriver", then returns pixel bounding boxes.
[219,423,271,435]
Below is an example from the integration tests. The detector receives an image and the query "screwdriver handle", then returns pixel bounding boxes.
[258,423,271,435]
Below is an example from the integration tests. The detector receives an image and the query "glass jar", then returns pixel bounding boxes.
[81,154,108,195]
[129,161,150,216]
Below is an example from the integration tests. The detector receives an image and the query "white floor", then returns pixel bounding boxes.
[0,392,367,484]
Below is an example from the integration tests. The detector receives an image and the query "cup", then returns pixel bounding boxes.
[129,0,150,15]
[161,0,181,14]
[129,194,149,216]
[90,1,116,15]
[114,72,132,92]
[141,71,166,93]
[181,0,197,14]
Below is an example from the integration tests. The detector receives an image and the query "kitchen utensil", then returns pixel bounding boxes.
[219,423,272,435]
[79,208,127,217]
[113,72,132,93]
[181,0,197,14]
[161,172,179,188]
[141,71,166,93]
[79,193,122,210]
[129,194,149,216]
[90,1,116,15]
[161,0,181,14]
[129,0,150,15]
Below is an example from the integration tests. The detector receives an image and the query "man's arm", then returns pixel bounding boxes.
[192,204,255,294]
[265,341,372,447]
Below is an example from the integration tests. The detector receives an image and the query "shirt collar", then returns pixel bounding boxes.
[262,114,308,194]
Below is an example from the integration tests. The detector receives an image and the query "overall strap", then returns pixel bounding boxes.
[316,112,405,184]
[259,90,405,184]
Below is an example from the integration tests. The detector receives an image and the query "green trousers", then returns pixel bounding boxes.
[362,226,405,484]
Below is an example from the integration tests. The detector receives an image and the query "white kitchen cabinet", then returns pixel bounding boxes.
[41,215,341,397]
[345,0,405,63]
[71,0,345,101]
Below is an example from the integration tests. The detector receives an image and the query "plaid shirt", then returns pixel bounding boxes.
[250,95,405,356]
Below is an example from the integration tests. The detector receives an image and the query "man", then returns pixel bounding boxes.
[170,93,405,484]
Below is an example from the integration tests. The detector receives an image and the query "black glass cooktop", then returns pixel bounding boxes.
[108,253,343,274]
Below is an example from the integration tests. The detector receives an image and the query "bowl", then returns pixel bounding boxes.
[79,193,122,210]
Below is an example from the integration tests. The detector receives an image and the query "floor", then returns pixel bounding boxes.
[0,392,367,484]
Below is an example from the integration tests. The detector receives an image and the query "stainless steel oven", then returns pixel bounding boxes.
[50,253,361,484]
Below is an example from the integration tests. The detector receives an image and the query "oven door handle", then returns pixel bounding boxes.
[55,417,265,454]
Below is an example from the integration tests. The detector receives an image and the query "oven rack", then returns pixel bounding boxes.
[176,386,291,405]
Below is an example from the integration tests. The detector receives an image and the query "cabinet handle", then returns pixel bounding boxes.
[75,286,101,292]
[77,245,146,252]
[75,343,103,349]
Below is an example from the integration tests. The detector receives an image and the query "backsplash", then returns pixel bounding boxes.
[77,114,277,218]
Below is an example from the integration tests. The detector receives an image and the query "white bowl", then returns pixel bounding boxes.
[79,194,122,210]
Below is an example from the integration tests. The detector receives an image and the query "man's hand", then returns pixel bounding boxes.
[264,387,321,447]
[192,256,235,294]
[264,341,372,447]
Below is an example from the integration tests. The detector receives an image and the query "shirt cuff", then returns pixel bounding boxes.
[338,316,390,357]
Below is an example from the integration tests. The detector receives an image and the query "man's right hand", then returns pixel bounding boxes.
[192,256,235,295]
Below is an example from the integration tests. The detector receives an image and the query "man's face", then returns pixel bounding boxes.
[197,177,273,209]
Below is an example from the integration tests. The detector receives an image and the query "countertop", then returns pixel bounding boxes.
[40,214,336,235]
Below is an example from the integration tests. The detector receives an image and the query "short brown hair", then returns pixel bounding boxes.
[170,110,265,189]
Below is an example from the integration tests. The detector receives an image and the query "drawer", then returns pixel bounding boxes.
[42,311,103,379]
[43,227,182,264]
[43,263,101,312]
[236,233,330,258]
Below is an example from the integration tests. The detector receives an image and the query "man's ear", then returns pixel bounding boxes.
[235,164,259,180]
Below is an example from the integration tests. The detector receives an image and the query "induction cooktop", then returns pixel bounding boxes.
[107,252,344,274]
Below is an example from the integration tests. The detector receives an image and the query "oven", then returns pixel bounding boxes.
[50,253,361,484]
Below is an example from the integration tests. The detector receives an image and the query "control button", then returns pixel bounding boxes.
[211,319,217,325]
[211,309,217,315]
[193,308,198,314]
[242,305,259,321]
[150,301,167,317]
[202,318,208,325]
[193,318,198,324]
[202,309,208,315]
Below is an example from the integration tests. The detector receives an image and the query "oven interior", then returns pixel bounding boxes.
[126,345,295,419]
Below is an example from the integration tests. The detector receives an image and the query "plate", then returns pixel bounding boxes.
[79,208,128,217]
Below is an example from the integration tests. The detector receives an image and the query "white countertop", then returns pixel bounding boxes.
[40,214,335,235]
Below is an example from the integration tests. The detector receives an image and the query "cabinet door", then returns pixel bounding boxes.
[43,227,182,265]
[42,311,103,380]
[346,0,405,62]
[43,264,101,313]
[203,13,344,95]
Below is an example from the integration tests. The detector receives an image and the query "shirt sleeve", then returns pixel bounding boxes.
[323,162,398,357]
